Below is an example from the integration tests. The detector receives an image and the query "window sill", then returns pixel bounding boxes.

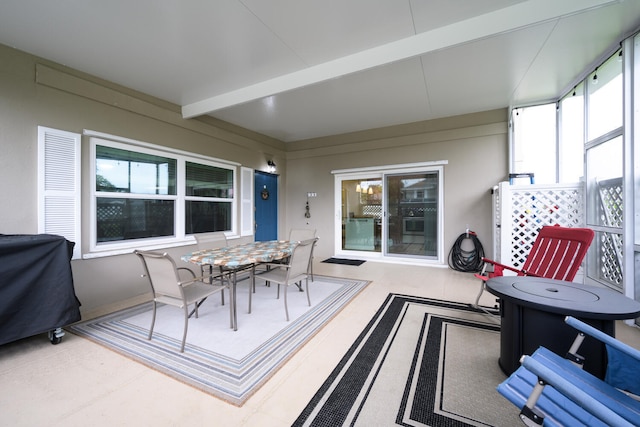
[82,239,196,259]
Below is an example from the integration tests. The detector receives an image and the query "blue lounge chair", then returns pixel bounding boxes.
[497,316,640,426]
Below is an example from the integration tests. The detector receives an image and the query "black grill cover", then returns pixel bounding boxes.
[0,234,81,345]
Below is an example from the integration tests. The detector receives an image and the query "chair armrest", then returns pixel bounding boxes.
[259,262,291,269]
[178,273,225,287]
[176,267,196,284]
[520,355,637,427]
[480,258,540,277]
[177,267,196,276]
[565,316,640,396]
[565,316,640,362]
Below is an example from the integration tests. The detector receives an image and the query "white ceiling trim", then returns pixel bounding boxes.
[182,0,616,119]
[331,160,449,175]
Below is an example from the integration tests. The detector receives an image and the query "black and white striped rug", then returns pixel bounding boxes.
[293,294,517,427]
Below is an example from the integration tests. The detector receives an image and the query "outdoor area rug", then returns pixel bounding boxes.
[293,294,519,427]
[69,275,369,406]
[321,258,366,266]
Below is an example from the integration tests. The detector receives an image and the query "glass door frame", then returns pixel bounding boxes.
[332,161,446,265]
[339,172,383,256]
[383,170,441,261]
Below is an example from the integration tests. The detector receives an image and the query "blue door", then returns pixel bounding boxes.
[254,171,278,241]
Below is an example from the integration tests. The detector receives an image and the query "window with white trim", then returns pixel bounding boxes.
[90,135,237,252]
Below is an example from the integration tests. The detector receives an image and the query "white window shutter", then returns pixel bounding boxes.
[240,167,254,236]
[38,126,82,259]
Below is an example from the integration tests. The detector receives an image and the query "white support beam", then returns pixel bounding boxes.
[182,0,616,118]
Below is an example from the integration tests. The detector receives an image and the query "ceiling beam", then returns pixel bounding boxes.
[182,0,616,119]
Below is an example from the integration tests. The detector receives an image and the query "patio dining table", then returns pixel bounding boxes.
[181,240,297,330]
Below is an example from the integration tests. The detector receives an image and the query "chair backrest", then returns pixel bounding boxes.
[289,228,316,242]
[521,225,595,281]
[287,238,317,279]
[134,250,183,300]
[195,232,227,250]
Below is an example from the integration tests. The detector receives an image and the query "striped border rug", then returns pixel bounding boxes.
[293,294,519,426]
[69,275,369,406]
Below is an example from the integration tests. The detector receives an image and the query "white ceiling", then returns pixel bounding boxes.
[1,0,639,142]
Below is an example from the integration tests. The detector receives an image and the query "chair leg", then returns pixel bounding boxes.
[180,305,189,353]
[219,268,225,305]
[228,285,234,329]
[283,285,290,321]
[521,379,546,425]
[230,270,237,330]
[251,265,256,293]
[205,266,225,306]
[473,280,500,318]
[474,280,486,307]
[148,300,157,340]
[305,278,311,306]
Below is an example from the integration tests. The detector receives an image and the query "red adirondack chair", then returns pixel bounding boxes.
[474,225,595,309]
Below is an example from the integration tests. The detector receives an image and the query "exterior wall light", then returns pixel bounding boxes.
[267,160,276,173]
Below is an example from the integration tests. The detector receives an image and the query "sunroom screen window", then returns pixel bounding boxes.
[512,103,557,184]
[587,52,622,140]
[559,83,585,183]
[96,145,176,195]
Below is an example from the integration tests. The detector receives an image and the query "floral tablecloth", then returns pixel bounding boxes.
[181,240,296,268]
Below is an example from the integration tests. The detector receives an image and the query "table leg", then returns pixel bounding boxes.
[248,265,255,314]
[232,270,238,331]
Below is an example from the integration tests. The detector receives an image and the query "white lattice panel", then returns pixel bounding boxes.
[599,231,623,286]
[596,177,624,288]
[494,182,585,268]
[597,178,623,227]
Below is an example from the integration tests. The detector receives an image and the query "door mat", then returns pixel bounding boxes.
[322,258,366,266]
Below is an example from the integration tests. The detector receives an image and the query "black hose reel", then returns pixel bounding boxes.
[448,230,485,273]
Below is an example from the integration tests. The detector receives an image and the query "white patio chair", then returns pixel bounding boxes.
[289,228,317,281]
[195,232,229,303]
[135,250,231,352]
[250,238,318,321]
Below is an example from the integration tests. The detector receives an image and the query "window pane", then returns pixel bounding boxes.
[186,162,233,198]
[96,145,176,195]
[185,201,232,234]
[587,51,622,140]
[586,136,623,227]
[512,103,557,184]
[96,198,174,242]
[559,83,584,183]
[341,178,382,252]
[386,172,438,258]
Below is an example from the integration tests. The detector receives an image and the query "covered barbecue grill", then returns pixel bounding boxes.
[0,234,81,345]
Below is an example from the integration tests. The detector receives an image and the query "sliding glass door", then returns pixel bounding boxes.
[334,163,444,263]
[385,172,439,258]
[341,177,382,252]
